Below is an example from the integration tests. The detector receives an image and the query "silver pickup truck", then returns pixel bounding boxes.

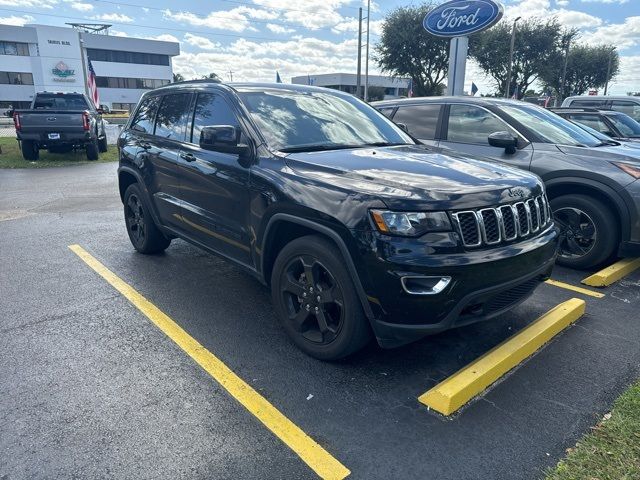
[13,92,108,161]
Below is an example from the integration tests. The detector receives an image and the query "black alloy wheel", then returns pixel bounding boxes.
[125,193,146,248]
[271,235,371,360]
[550,194,618,269]
[123,183,171,254]
[554,207,597,260]
[280,255,345,345]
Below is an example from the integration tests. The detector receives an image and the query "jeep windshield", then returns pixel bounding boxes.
[238,88,415,152]
[500,103,601,147]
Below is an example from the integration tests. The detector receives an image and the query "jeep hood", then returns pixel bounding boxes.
[283,145,543,211]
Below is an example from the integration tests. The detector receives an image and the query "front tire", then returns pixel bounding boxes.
[551,194,618,269]
[21,140,39,161]
[271,235,371,360]
[123,183,171,254]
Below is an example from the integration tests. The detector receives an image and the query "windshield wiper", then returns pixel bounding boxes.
[279,144,362,153]
[359,142,413,147]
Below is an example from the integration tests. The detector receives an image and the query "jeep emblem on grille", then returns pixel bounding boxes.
[507,188,525,198]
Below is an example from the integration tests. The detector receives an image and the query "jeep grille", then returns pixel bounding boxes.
[452,195,552,248]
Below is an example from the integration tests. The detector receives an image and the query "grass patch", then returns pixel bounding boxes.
[0,137,118,169]
[546,379,640,480]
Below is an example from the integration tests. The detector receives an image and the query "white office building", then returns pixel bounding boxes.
[291,73,411,98]
[0,23,179,112]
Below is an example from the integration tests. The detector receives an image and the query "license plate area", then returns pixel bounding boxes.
[48,133,60,140]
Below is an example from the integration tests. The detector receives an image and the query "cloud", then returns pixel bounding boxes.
[581,0,628,4]
[504,0,602,28]
[147,34,179,43]
[65,1,93,11]
[0,0,56,8]
[0,14,34,25]
[331,17,383,36]
[252,0,352,30]
[267,23,296,34]
[92,13,134,23]
[183,33,221,50]
[607,55,640,94]
[164,6,278,33]
[582,16,640,50]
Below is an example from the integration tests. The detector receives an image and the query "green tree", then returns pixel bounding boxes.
[469,18,573,98]
[541,45,619,98]
[172,72,184,83]
[375,3,449,96]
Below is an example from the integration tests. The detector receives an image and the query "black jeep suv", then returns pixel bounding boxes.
[118,82,559,360]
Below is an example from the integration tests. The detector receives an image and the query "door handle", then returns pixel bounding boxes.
[140,142,152,150]
[180,152,196,162]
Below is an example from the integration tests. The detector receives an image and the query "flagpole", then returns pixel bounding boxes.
[78,38,92,101]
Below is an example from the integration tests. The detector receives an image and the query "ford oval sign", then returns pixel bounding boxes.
[423,0,504,38]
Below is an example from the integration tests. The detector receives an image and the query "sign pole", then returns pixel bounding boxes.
[447,36,468,96]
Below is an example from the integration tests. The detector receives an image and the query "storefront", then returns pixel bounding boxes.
[0,23,179,112]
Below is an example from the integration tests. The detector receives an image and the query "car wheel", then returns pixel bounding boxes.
[98,136,108,153]
[123,183,171,254]
[550,194,618,269]
[86,139,99,160]
[271,235,371,360]
[21,140,39,161]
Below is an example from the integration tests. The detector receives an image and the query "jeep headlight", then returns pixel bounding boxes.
[370,210,452,236]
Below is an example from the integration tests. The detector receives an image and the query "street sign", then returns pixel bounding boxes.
[423,0,504,38]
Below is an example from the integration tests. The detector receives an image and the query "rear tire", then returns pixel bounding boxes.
[86,139,99,161]
[550,194,618,269]
[271,235,371,360]
[21,140,39,161]
[123,183,171,254]
[98,136,108,153]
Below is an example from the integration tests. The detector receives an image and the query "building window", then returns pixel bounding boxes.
[0,72,34,85]
[95,76,170,89]
[0,42,29,56]
[0,100,30,109]
[87,48,170,66]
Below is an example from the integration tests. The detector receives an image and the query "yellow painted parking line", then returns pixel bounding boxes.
[581,258,640,288]
[418,298,586,416]
[68,244,350,480]
[544,279,605,298]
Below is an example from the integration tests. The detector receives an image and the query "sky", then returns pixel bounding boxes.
[0,0,639,95]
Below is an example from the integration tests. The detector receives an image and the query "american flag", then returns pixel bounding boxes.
[87,59,100,108]
[407,78,413,98]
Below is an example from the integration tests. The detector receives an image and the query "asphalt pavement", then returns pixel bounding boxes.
[1,162,639,479]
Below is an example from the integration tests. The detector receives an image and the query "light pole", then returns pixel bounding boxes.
[356,7,363,99]
[560,36,571,102]
[364,0,371,102]
[604,47,615,96]
[505,16,521,98]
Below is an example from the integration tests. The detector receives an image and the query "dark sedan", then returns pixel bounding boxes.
[549,107,640,143]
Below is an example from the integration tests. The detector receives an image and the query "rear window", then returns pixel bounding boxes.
[569,99,606,108]
[33,94,89,110]
[393,104,442,140]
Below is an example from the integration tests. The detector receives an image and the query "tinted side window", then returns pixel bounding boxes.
[447,105,512,144]
[571,99,606,108]
[130,95,160,134]
[393,104,442,140]
[191,93,240,144]
[610,100,640,121]
[566,114,611,134]
[154,93,192,140]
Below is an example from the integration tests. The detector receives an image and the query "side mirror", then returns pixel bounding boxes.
[200,125,250,156]
[488,131,518,154]
[396,122,409,133]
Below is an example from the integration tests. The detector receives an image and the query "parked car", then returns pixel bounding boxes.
[373,97,640,269]
[550,107,640,143]
[117,82,559,360]
[561,95,640,123]
[13,92,108,160]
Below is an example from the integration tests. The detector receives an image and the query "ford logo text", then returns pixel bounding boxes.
[423,0,504,38]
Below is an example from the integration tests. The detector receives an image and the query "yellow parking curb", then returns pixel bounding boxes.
[544,279,605,298]
[581,258,640,288]
[418,298,586,416]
